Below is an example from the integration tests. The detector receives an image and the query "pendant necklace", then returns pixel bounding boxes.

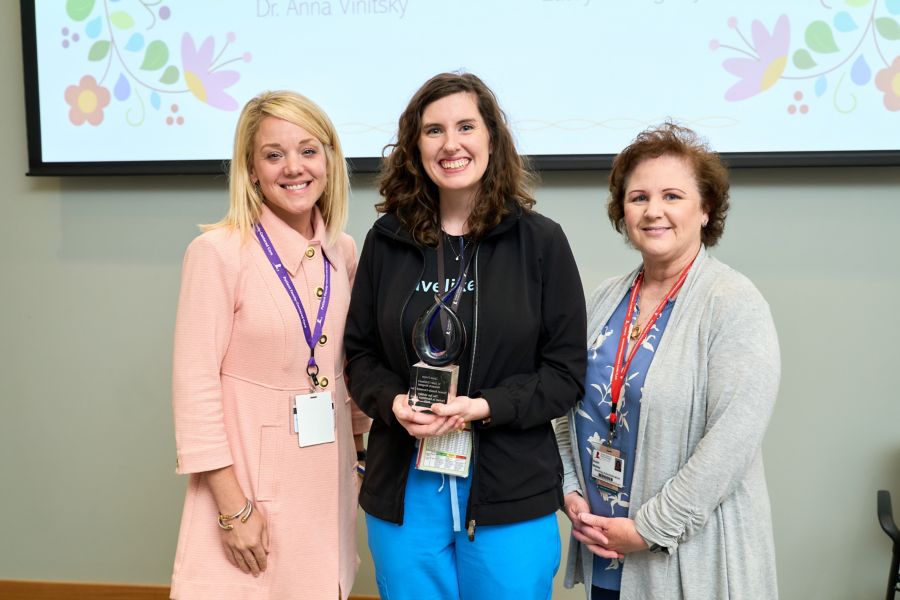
[444,231,470,261]
[630,301,643,341]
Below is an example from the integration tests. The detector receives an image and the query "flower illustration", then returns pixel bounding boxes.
[64,75,111,126]
[875,56,900,112]
[181,33,239,110]
[722,15,790,101]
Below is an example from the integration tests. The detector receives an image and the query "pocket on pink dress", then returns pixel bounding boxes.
[256,424,279,501]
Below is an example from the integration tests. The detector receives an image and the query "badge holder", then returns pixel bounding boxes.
[592,444,627,494]
[292,391,335,447]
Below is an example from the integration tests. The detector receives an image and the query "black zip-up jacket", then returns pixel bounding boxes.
[344,205,586,534]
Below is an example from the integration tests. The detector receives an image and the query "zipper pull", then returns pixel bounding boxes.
[467,519,477,541]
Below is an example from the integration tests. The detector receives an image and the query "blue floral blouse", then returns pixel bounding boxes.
[575,288,675,591]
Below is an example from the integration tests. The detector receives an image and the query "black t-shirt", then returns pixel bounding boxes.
[401,234,476,396]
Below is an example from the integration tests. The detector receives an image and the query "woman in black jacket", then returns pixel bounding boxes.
[344,72,586,600]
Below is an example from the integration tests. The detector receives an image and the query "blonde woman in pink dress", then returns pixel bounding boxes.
[170,91,370,600]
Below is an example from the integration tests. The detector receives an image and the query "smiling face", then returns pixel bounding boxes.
[623,154,709,271]
[417,92,491,203]
[250,116,327,236]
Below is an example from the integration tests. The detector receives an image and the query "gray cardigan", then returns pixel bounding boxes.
[556,249,780,599]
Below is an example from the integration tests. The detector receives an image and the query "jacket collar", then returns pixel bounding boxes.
[484,201,522,239]
[257,203,339,276]
[371,211,413,244]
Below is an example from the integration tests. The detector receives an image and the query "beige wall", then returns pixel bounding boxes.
[3,3,899,598]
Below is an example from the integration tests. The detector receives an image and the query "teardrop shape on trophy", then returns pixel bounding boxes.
[411,295,466,367]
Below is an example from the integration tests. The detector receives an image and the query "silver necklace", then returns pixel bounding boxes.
[444,232,470,261]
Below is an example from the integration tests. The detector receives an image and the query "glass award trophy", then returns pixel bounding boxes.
[408,294,465,412]
[411,270,473,477]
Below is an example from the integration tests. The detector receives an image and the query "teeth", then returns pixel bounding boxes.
[441,158,469,169]
[284,182,309,190]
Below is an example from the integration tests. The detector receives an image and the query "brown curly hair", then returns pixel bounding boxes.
[376,72,535,246]
[607,122,730,247]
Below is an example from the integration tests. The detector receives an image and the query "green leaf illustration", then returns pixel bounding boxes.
[875,17,900,39]
[110,11,135,30]
[805,21,839,53]
[159,65,180,84]
[792,49,817,69]
[140,41,170,71]
[845,0,871,6]
[88,40,110,61]
[66,0,95,21]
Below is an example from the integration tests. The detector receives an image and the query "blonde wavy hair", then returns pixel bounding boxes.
[205,90,349,245]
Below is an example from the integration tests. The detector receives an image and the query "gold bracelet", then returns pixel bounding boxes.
[217,514,235,531]
[217,499,251,531]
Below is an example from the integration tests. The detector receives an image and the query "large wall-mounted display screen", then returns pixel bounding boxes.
[21,0,900,175]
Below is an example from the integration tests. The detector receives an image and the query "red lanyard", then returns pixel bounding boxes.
[607,255,696,441]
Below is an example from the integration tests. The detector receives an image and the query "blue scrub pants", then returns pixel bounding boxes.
[365,456,560,600]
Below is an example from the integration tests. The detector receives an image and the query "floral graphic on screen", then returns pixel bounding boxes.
[182,33,241,110]
[65,75,111,125]
[718,15,790,101]
[875,55,900,109]
[711,0,900,113]
[62,0,250,126]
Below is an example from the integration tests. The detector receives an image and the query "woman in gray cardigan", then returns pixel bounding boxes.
[556,123,779,600]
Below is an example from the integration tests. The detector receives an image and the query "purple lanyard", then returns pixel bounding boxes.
[254,222,331,388]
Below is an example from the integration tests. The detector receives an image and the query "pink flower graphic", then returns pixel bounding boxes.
[64,75,111,126]
[181,33,239,110]
[875,56,900,112]
[722,15,790,101]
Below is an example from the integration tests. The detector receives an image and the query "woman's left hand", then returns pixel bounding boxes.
[575,513,649,556]
[430,395,490,424]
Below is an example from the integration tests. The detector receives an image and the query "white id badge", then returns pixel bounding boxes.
[591,446,625,493]
[294,391,335,447]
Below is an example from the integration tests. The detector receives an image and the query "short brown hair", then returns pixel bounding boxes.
[607,122,730,247]
[376,73,535,246]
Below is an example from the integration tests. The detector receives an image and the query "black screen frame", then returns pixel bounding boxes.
[20,1,900,177]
